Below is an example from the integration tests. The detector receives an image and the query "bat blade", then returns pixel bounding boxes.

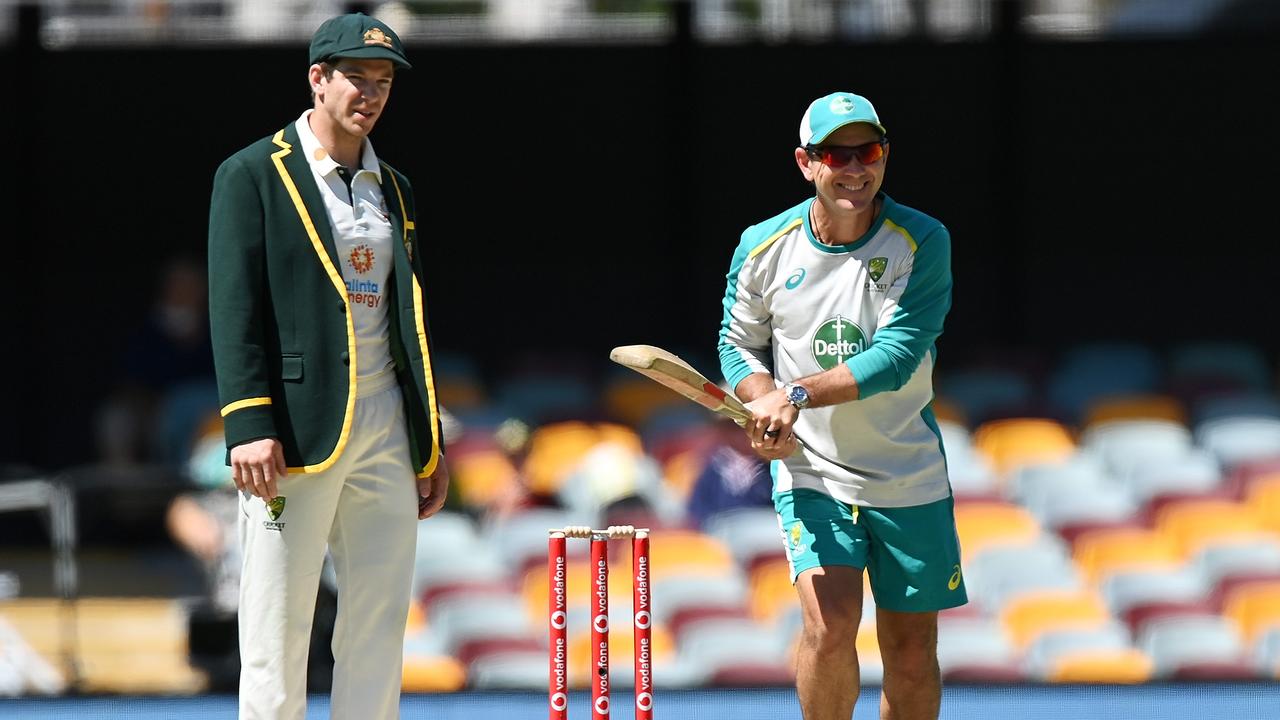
[609,344,751,425]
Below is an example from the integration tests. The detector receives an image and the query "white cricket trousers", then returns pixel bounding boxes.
[238,371,417,720]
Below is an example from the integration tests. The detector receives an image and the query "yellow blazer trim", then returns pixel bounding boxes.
[220,397,272,417]
[748,218,802,260]
[882,218,919,253]
[385,168,443,477]
[270,129,358,475]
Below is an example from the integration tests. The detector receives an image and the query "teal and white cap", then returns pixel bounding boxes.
[798,92,887,146]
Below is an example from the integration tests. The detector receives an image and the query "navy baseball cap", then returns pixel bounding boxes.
[309,12,411,70]
[799,92,886,145]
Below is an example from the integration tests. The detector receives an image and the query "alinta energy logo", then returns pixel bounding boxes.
[811,315,868,370]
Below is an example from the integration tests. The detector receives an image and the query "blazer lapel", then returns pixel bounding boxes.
[277,123,341,273]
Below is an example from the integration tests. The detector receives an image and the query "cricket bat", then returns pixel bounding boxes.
[609,345,752,426]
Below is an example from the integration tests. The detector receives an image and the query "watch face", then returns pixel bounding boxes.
[788,385,809,407]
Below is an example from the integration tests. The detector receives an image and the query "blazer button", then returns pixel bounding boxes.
[338,303,347,313]
[340,352,350,366]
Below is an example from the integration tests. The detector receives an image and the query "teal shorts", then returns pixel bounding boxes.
[775,488,968,613]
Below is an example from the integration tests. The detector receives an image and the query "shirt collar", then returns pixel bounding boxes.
[295,109,383,182]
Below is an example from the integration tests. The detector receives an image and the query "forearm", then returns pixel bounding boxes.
[795,364,860,408]
[734,373,779,403]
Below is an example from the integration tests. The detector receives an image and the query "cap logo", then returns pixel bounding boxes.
[363,27,393,48]
[829,96,857,114]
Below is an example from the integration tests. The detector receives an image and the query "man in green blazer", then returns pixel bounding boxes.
[207,12,449,719]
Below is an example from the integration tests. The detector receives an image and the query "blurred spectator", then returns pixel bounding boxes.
[94,257,217,466]
[685,422,772,529]
[165,413,240,614]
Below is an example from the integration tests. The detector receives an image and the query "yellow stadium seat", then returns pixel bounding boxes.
[0,598,206,694]
[749,557,798,622]
[568,623,674,688]
[1046,648,1154,683]
[1072,528,1183,585]
[929,397,967,427]
[1154,499,1263,556]
[972,418,1076,478]
[451,449,520,509]
[953,502,1042,555]
[522,422,643,495]
[1247,475,1280,535]
[402,655,466,692]
[524,557,644,626]
[1222,581,1280,643]
[1083,394,1187,429]
[646,529,736,579]
[603,377,689,427]
[1000,590,1112,650]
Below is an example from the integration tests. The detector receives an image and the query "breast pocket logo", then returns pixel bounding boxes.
[868,257,888,282]
[811,315,868,370]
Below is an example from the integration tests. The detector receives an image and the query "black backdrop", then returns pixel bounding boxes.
[6,33,1280,469]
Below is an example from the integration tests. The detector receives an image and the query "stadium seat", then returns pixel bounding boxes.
[495,374,596,425]
[1046,343,1163,424]
[449,447,521,511]
[1196,415,1280,469]
[522,421,643,495]
[1008,456,1138,531]
[1153,498,1265,556]
[1121,600,1217,637]
[652,573,751,625]
[1138,614,1247,678]
[1080,419,1193,478]
[1221,581,1280,644]
[1043,647,1154,683]
[483,506,580,576]
[401,654,467,692]
[1082,394,1187,429]
[1122,449,1222,504]
[1192,535,1280,586]
[423,594,537,654]
[0,598,205,694]
[962,535,1082,610]
[972,418,1077,480]
[1247,475,1280,535]
[1025,620,1133,675]
[1000,589,1113,650]
[466,649,560,690]
[703,506,786,570]
[675,617,791,684]
[1168,341,1272,396]
[1071,527,1183,585]
[1192,392,1280,427]
[646,529,737,579]
[1254,626,1280,678]
[749,556,800,623]
[934,367,1036,428]
[952,501,1042,556]
[936,617,1016,677]
[936,419,1000,499]
[1100,566,1209,617]
[603,372,691,427]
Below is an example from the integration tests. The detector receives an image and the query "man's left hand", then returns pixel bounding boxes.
[417,460,451,520]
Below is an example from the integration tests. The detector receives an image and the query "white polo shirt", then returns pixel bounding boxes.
[295,110,394,389]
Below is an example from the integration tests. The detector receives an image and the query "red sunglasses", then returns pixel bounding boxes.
[805,139,888,167]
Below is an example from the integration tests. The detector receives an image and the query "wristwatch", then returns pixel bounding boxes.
[784,382,811,410]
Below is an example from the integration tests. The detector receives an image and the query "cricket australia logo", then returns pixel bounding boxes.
[830,96,856,114]
[868,257,888,282]
[264,497,286,532]
[788,523,807,556]
[811,315,868,370]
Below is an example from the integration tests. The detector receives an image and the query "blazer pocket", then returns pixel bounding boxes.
[281,354,304,382]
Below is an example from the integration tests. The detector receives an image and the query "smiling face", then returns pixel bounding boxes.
[795,122,889,216]
[309,57,395,142]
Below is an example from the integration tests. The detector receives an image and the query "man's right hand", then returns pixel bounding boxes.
[230,438,287,500]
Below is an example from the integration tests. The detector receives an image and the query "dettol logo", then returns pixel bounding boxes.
[811,316,868,370]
